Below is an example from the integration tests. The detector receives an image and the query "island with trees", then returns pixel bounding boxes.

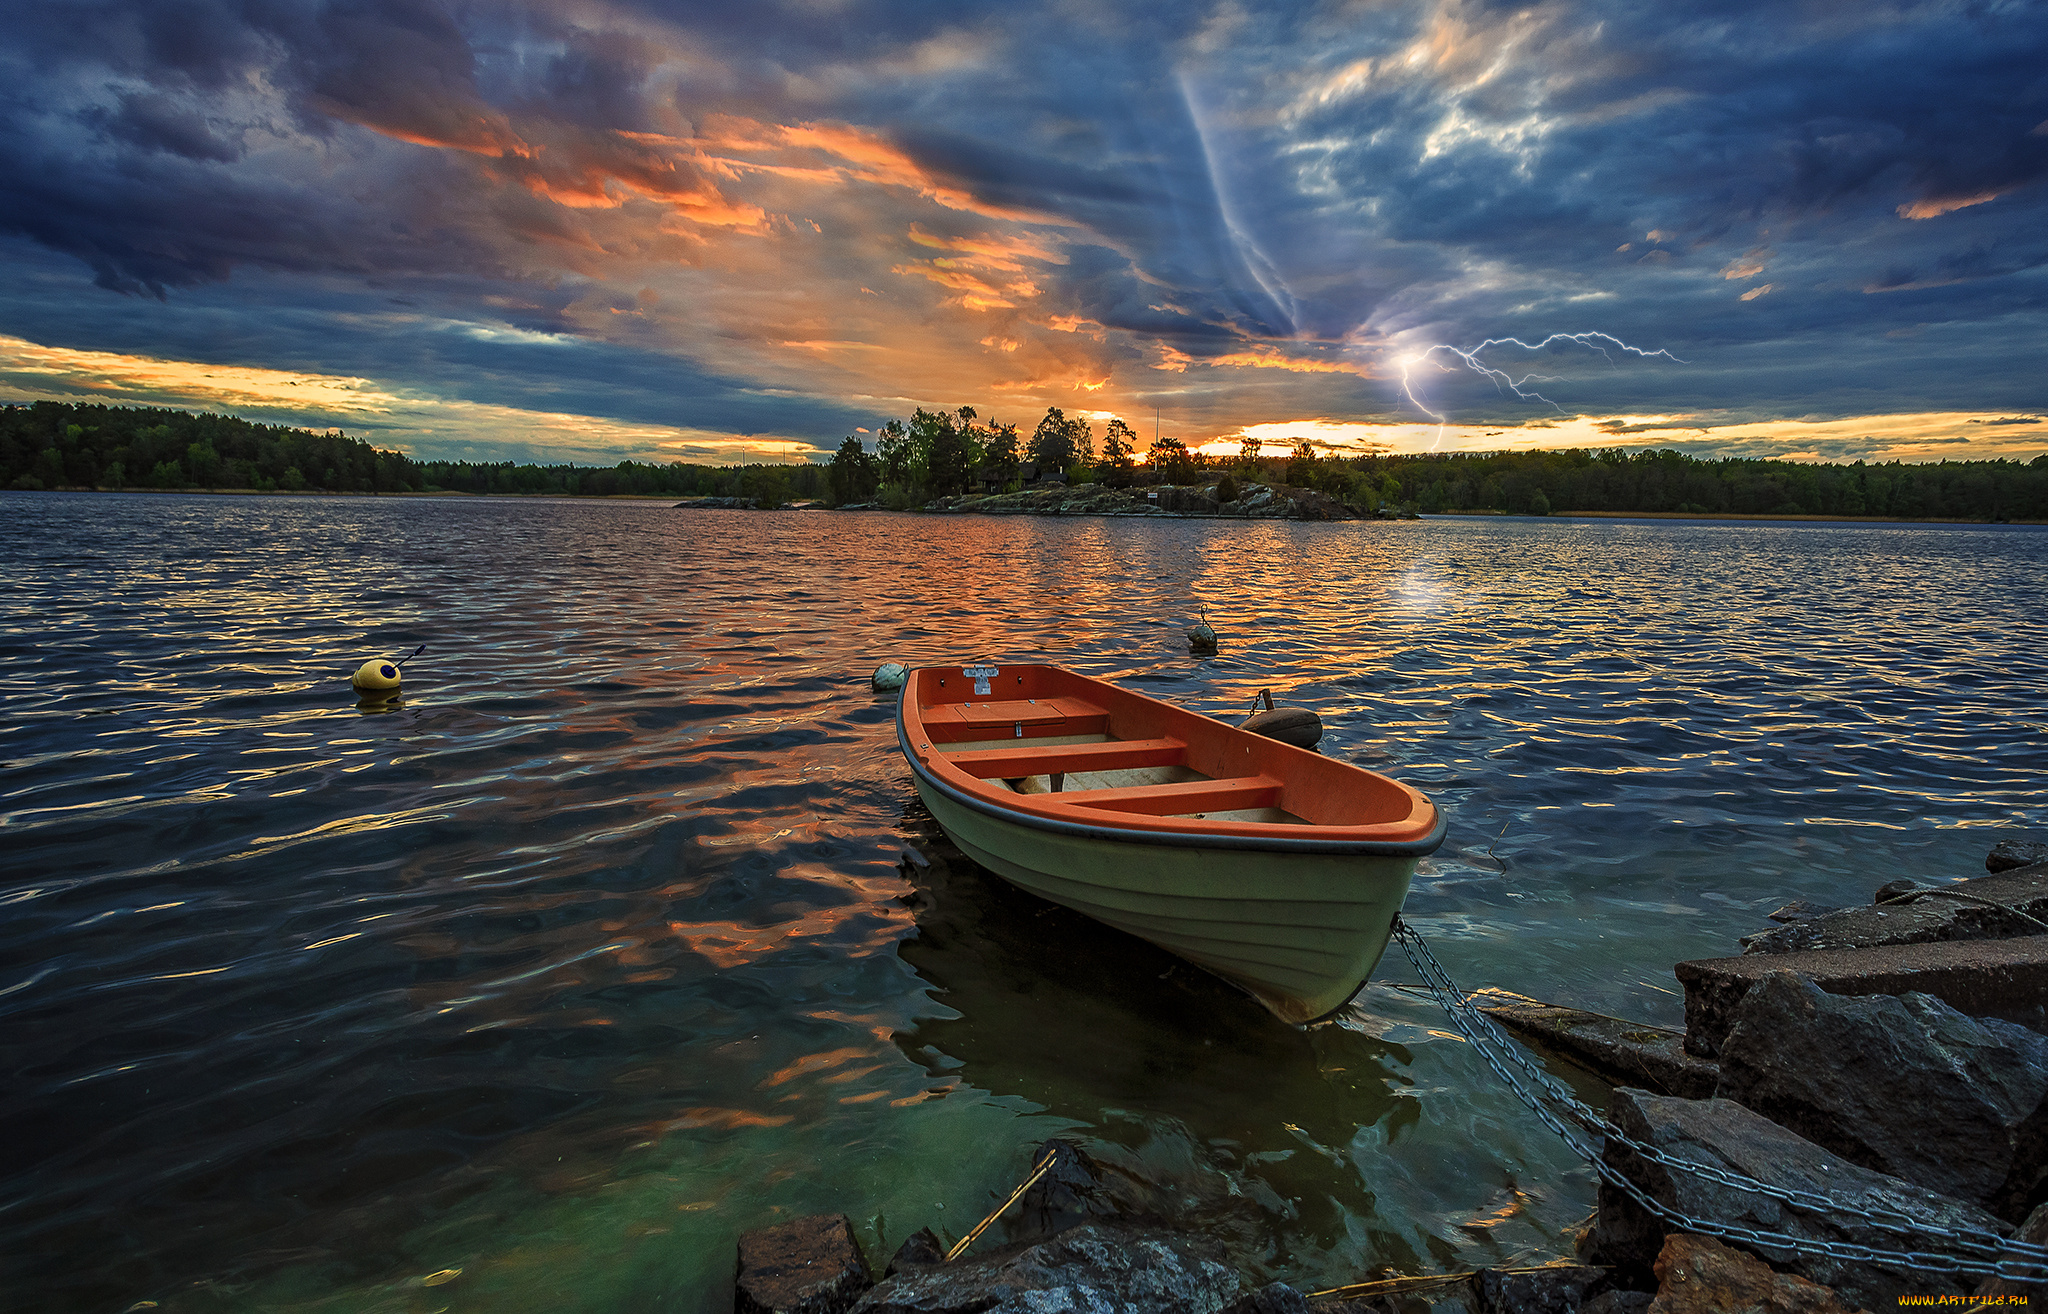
[5,399,2045,523]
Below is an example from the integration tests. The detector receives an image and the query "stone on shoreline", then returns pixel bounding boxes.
[1990,843,2048,874]
[1470,1263,1612,1312]
[1740,863,2048,954]
[736,1214,874,1314]
[918,481,1366,521]
[1218,1281,1312,1314]
[1713,970,2048,1216]
[848,1223,1238,1314]
[675,495,763,509]
[1674,937,2048,1058]
[1646,1234,1866,1313]
[1974,1199,2048,1307]
[1478,1001,1718,1098]
[1583,1088,2010,1310]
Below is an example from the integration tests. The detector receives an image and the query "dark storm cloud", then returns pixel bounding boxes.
[0,0,2043,451]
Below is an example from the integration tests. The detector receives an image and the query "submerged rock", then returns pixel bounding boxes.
[884,1229,944,1277]
[736,1214,873,1314]
[1480,1000,1717,1099]
[1714,970,2048,1215]
[1647,1234,1866,1314]
[1584,1088,2010,1309]
[849,1223,1238,1314]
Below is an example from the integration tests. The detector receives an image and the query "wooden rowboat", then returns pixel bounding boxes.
[897,664,1446,1024]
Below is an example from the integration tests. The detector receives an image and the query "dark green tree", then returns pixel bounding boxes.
[1151,436,1196,484]
[1028,407,1076,473]
[1099,417,1137,487]
[910,407,978,498]
[826,436,878,505]
[980,421,1021,490]
[1286,440,1317,487]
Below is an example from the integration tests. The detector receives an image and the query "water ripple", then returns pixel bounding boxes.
[2,493,2044,1312]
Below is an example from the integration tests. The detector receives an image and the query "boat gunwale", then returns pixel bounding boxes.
[896,673,1449,858]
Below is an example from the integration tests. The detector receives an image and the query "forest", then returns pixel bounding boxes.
[6,399,2045,521]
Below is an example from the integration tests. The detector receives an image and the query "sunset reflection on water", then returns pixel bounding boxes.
[2,492,2043,1313]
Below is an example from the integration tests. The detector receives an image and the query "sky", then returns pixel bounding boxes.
[1,0,2044,466]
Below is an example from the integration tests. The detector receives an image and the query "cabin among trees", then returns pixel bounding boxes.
[5,399,2045,521]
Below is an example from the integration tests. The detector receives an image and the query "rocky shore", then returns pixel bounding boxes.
[732,838,2048,1314]
[678,481,1410,521]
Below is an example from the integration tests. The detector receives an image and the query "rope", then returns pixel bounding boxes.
[1874,886,2048,934]
[1309,1259,1588,1300]
[945,1144,1063,1262]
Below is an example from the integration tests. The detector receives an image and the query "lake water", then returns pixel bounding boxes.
[4,492,2045,1313]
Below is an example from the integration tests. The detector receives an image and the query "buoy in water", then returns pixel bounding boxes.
[1238,688,1322,749]
[872,662,908,692]
[1186,622,1217,655]
[1240,707,1323,750]
[351,658,403,693]
[350,643,424,694]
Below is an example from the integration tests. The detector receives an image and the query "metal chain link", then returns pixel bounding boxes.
[1389,917,2048,1283]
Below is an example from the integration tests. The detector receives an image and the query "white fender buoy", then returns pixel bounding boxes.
[872,662,908,692]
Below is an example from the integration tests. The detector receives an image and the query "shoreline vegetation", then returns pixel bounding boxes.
[6,399,2046,524]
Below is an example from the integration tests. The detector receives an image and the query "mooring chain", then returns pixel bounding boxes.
[1398,925,2026,1257]
[1389,918,2048,1282]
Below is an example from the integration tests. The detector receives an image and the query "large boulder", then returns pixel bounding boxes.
[848,1223,1239,1314]
[1714,971,2048,1216]
[1584,1088,2010,1310]
[1645,1234,1866,1313]
[1674,938,2048,1058]
[1973,1199,2048,1307]
[1989,845,2048,874]
[736,1214,873,1314]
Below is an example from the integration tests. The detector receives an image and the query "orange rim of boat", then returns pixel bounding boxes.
[897,665,1447,857]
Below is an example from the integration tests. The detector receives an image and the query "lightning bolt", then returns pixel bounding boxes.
[1398,332,1687,448]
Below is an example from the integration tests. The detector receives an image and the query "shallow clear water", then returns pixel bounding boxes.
[3,492,2044,1313]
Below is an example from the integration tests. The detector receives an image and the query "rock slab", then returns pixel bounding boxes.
[1742,865,2048,955]
[1715,970,2048,1216]
[1584,1088,2010,1310]
[1645,1234,1866,1313]
[1675,937,2048,1058]
[849,1223,1238,1314]
[1482,1002,1717,1099]
[737,1214,873,1314]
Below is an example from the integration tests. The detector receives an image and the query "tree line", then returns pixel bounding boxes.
[7,399,2044,520]
[0,401,824,500]
[829,404,2048,521]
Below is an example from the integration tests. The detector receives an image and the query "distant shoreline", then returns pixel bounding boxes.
[7,486,2043,524]
[1449,507,2039,521]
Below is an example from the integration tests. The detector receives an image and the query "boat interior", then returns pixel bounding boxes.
[912,673,1316,825]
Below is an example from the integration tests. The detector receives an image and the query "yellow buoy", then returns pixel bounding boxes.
[351,658,403,693]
